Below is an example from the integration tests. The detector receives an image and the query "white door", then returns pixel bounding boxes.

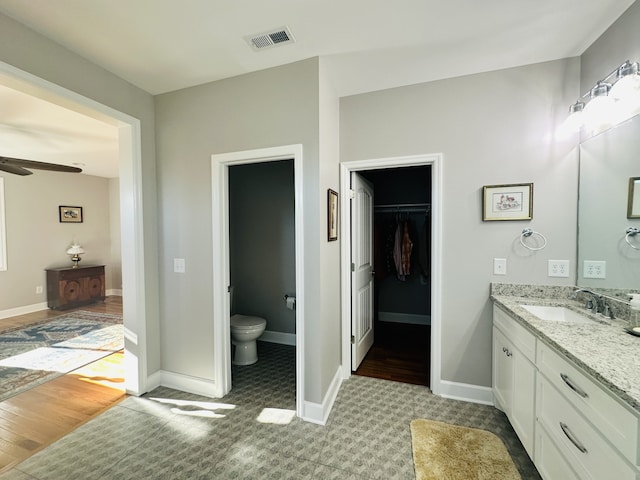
[351,172,374,370]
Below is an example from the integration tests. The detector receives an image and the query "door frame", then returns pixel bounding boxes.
[339,153,443,395]
[0,60,148,395]
[211,144,304,416]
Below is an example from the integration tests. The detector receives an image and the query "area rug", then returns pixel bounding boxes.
[0,310,123,402]
[410,419,521,480]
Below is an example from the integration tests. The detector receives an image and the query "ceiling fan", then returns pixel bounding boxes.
[0,156,82,176]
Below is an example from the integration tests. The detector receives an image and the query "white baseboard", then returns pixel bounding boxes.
[435,379,494,405]
[0,302,48,320]
[302,366,342,425]
[106,289,123,297]
[154,370,219,399]
[259,330,296,346]
[378,311,431,325]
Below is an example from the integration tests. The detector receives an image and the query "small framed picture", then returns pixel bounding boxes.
[328,189,338,241]
[59,206,83,223]
[482,183,533,221]
[628,177,640,219]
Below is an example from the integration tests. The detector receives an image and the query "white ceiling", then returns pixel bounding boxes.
[0,0,635,178]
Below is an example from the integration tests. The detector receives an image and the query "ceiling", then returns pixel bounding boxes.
[0,0,635,178]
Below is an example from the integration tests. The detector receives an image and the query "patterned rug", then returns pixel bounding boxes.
[0,310,123,402]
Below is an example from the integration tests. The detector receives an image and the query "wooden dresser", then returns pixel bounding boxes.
[46,265,106,310]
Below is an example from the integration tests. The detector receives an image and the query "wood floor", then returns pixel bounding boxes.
[0,297,125,473]
[354,321,430,386]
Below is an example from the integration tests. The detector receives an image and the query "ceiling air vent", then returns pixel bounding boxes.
[246,26,295,51]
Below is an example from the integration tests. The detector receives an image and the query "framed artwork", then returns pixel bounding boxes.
[59,206,83,223]
[628,177,640,219]
[328,189,338,241]
[482,183,533,221]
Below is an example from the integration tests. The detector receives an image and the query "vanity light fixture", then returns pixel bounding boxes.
[560,59,640,136]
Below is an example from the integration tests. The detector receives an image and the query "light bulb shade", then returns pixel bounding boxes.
[610,64,640,122]
[66,244,85,255]
[583,82,615,133]
[557,100,585,138]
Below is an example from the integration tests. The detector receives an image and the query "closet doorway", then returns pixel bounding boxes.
[353,166,431,386]
[340,154,446,395]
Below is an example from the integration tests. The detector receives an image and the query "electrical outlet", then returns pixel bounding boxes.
[548,260,569,277]
[583,260,606,279]
[35,286,43,294]
[493,258,507,275]
[173,258,186,273]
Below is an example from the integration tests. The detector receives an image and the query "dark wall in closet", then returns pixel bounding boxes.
[361,166,432,323]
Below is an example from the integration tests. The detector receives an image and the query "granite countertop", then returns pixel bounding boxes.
[491,293,640,414]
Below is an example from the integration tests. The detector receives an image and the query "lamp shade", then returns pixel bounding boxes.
[66,244,85,255]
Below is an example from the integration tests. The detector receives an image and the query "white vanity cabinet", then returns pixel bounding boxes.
[492,305,537,458]
[536,342,638,480]
[492,302,640,480]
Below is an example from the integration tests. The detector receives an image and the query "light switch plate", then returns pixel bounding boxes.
[548,260,569,277]
[174,258,186,273]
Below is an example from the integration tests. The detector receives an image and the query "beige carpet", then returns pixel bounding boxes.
[410,419,521,480]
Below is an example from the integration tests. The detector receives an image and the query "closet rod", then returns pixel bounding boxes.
[374,202,430,213]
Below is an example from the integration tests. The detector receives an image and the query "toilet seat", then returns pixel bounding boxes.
[231,314,266,329]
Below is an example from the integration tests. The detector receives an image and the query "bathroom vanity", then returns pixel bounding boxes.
[491,285,640,480]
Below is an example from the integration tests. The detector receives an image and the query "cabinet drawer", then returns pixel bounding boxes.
[535,424,580,480]
[537,375,636,480]
[493,305,536,362]
[57,266,104,280]
[537,342,639,464]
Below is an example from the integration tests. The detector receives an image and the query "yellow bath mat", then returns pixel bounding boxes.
[410,419,521,480]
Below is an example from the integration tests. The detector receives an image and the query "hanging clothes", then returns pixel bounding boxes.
[401,220,413,275]
[393,219,404,280]
[392,217,414,281]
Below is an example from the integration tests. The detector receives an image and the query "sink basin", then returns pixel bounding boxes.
[519,305,596,324]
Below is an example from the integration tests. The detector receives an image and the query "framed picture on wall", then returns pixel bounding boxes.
[482,183,533,221]
[328,189,338,241]
[628,177,640,219]
[59,206,83,223]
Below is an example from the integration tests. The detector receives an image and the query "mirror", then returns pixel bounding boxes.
[578,115,640,290]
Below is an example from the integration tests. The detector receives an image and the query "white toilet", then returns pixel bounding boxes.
[230,288,267,366]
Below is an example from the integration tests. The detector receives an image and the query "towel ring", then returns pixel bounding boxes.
[626,227,640,250]
[520,228,547,251]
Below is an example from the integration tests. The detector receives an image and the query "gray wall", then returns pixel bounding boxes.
[580,1,640,94]
[0,171,119,312]
[340,58,580,386]
[229,160,296,334]
[0,13,160,372]
[155,58,341,402]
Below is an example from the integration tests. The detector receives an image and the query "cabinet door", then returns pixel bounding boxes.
[492,326,512,414]
[511,348,535,459]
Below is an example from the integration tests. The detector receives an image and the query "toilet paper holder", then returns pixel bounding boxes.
[283,294,296,310]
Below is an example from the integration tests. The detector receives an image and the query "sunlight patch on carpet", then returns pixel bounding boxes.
[410,419,521,480]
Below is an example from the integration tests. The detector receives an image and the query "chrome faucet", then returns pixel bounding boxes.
[572,288,601,315]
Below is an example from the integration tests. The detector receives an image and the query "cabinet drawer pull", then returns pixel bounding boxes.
[560,373,588,399]
[560,422,588,454]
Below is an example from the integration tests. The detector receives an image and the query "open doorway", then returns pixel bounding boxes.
[0,61,147,396]
[353,166,431,386]
[340,153,443,395]
[211,144,305,418]
[228,159,296,393]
